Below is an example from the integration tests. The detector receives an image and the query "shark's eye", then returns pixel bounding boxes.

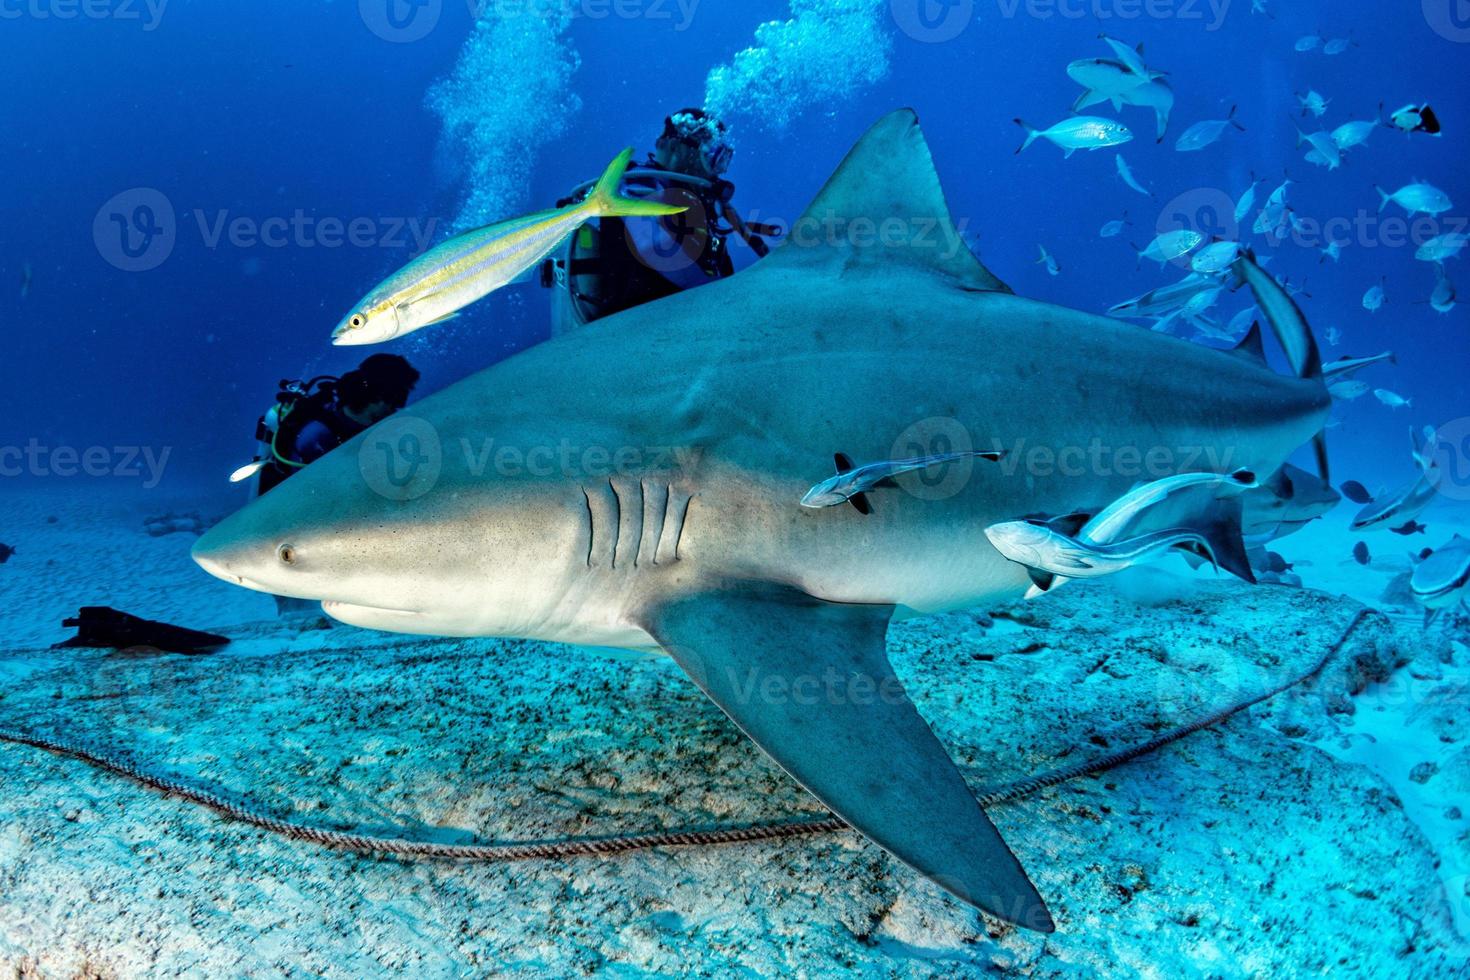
[277,544,297,566]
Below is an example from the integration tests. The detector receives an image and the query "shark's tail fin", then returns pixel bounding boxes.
[587,148,688,219]
[1232,250,1331,481]
[1013,119,1041,154]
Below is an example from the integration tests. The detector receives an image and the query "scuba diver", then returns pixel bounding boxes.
[254,353,421,496]
[543,108,781,334]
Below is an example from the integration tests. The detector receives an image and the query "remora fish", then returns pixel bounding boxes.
[1000,467,1260,597]
[802,450,1006,513]
[332,149,686,345]
[985,523,1231,587]
[1014,116,1133,156]
[1115,155,1153,197]
[1323,351,1396,380]
[193,112,1332,930]
[1351,433,1441,530]
[1412,535,1470,616]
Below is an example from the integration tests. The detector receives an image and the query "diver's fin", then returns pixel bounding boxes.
[1230,322,1268,364]
[637,584,1053,932]
[769,110,1011,294]
[588,148,688,219]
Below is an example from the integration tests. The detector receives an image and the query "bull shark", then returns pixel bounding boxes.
[193,111,1329,932]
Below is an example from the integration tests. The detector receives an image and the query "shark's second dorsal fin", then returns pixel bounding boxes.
[769,110,1011,294]
[1231,322,1268,364]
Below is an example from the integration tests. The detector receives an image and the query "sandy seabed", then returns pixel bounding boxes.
[1,484,1468,978]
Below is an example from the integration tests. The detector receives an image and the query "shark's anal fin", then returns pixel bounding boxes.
[638,584,1054,932]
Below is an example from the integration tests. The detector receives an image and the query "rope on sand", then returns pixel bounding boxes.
[0,610,1375,862]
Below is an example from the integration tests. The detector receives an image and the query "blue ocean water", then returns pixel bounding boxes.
[4,4,1470,970]
[2,1,1464,494]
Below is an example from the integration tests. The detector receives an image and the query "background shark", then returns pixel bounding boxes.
[193,111,1329,932]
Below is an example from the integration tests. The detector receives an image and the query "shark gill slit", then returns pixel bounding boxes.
[608,479,622,569]
[673,492,693,561]
[642,482,671,567]
[581,489,594,569]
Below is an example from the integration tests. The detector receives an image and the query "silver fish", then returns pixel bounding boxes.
[1377,182,1453,217]
[1297,127,1341,169]
[1175,106,1245,151]
[1297,90,1330,119]
[1430,266,1457,313]
[1015,116,1134,156]
[1036,244,1061,276]
[1374,388,1412,410]
[1330,119,1376,151]
[1328,380,1369,400]
[1363,281,1385,312]
[1138,229,1205,265]
[1415,232,1467,263]
[1295,35,1322,52]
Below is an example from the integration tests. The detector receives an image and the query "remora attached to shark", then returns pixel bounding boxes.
[193,111,1330,931]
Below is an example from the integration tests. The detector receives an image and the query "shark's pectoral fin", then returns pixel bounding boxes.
[1025,567,1058,593]
[638,584,1053,932]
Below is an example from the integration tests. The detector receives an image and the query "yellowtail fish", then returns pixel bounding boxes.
[332,149,686,346]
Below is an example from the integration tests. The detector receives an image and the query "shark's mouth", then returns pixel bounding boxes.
[321,601,425,621]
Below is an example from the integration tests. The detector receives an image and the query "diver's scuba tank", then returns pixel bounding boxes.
[227,376,338,485]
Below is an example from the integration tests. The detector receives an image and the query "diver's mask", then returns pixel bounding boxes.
[665,109,733,177]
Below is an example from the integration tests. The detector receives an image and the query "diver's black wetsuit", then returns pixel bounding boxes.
[550,160,765,327]
[258,384,365,496]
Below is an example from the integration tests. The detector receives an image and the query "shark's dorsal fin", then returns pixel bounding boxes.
[769,110,1011,293]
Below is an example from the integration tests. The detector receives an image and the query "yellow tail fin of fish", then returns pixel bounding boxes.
[588,147,689,219]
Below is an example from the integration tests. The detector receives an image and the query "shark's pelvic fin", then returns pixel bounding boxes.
[638,583,1054,932]
[768,109,1012,295]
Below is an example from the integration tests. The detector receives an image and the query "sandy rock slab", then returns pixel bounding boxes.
[1,585,1467,977]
